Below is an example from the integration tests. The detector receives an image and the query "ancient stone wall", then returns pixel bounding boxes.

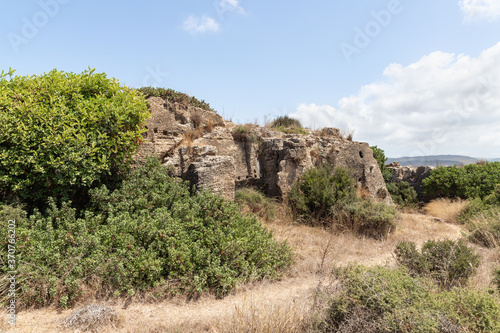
[135,97,393,205]
[386,162,434,201]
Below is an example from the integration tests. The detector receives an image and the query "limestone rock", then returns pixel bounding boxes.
[183,156,236,201]
[135,97,393,205]
[386,164,434,200]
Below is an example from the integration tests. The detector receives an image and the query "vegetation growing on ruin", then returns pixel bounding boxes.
[137,87,215,112]
[288,165,397,239]
[269,115,308,135]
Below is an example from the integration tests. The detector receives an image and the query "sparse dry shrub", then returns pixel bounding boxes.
[205,119,214,132]
[356,186,371,200]
[466,210,500,248]
[424,198,469,224]
[340,128,354,141]
[310,149,320,160]
[191,110,203,129]
[62,304,119,332]
[183,127,204,146]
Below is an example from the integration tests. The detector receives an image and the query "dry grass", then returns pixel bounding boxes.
[181,127,205,147]
[423,198,469,224]
[61,304,120,332]
[3,206,494,333]
[205,119,214,132]
[340,128,354,141]
[267,208,464,276]
[211,296,313,333]
[469,246,500,289]
[356,185,371,200]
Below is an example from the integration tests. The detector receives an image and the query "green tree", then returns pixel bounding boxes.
[370,145,393,183]
[0,69,149,209]
[423,162,500,199]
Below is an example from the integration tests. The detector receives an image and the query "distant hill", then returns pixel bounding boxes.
[387,155,480,167]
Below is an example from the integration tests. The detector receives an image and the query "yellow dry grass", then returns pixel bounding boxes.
[3,205,497,333]
[423,198,469,224]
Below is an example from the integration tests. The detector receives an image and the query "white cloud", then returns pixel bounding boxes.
[219,0,245,14]
[459,0,500,21]
[182,15,220,34]
[290,42,500,157]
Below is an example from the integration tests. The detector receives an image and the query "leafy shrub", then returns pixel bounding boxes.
[232,125,257,143]
[464,208,500,248]
[333,200,397,239]
[270,115,302,128]
[423,162,500,199]
[320,265,500,333]
[370,146,418,207]
[370,145,393,183]
[137,86,214,112]
[235,188,277,221]
[386,181,418,207]
[0,159,293,308]
[270,116,308,135]
[288,166,396,239]
[288,166,356,220]
[0,69,149,210]
[458,185,500,247]
[395,239,480,288]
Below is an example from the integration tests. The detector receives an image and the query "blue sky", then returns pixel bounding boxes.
[2,0,500,158]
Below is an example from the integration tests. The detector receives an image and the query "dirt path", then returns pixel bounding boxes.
[0,213,467,333]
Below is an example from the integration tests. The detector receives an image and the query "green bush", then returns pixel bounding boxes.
[136,86,215,112]
[232,125,257,143]
[270,115,308,135]
[235,188,277,221]
[386,181,418,207]
[288,166,356,220]
[458,184,500,248]
[288,166,396,239]
[0,159,293,308]
[333,200,397,239]
[319,265,500,333]
[395,239,480,288]
[370,145,393,183]
[0,69,149,210]
[423,162,500,200]
[463,208,500,248]
[369,146,418,207]
[270,115,302,128]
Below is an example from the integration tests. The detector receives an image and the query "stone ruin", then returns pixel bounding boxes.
[134,96,393,205]
[386,162,434,201]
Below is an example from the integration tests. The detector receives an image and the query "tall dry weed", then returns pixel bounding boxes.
[423,198,469,224]
[212,298,313,333]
